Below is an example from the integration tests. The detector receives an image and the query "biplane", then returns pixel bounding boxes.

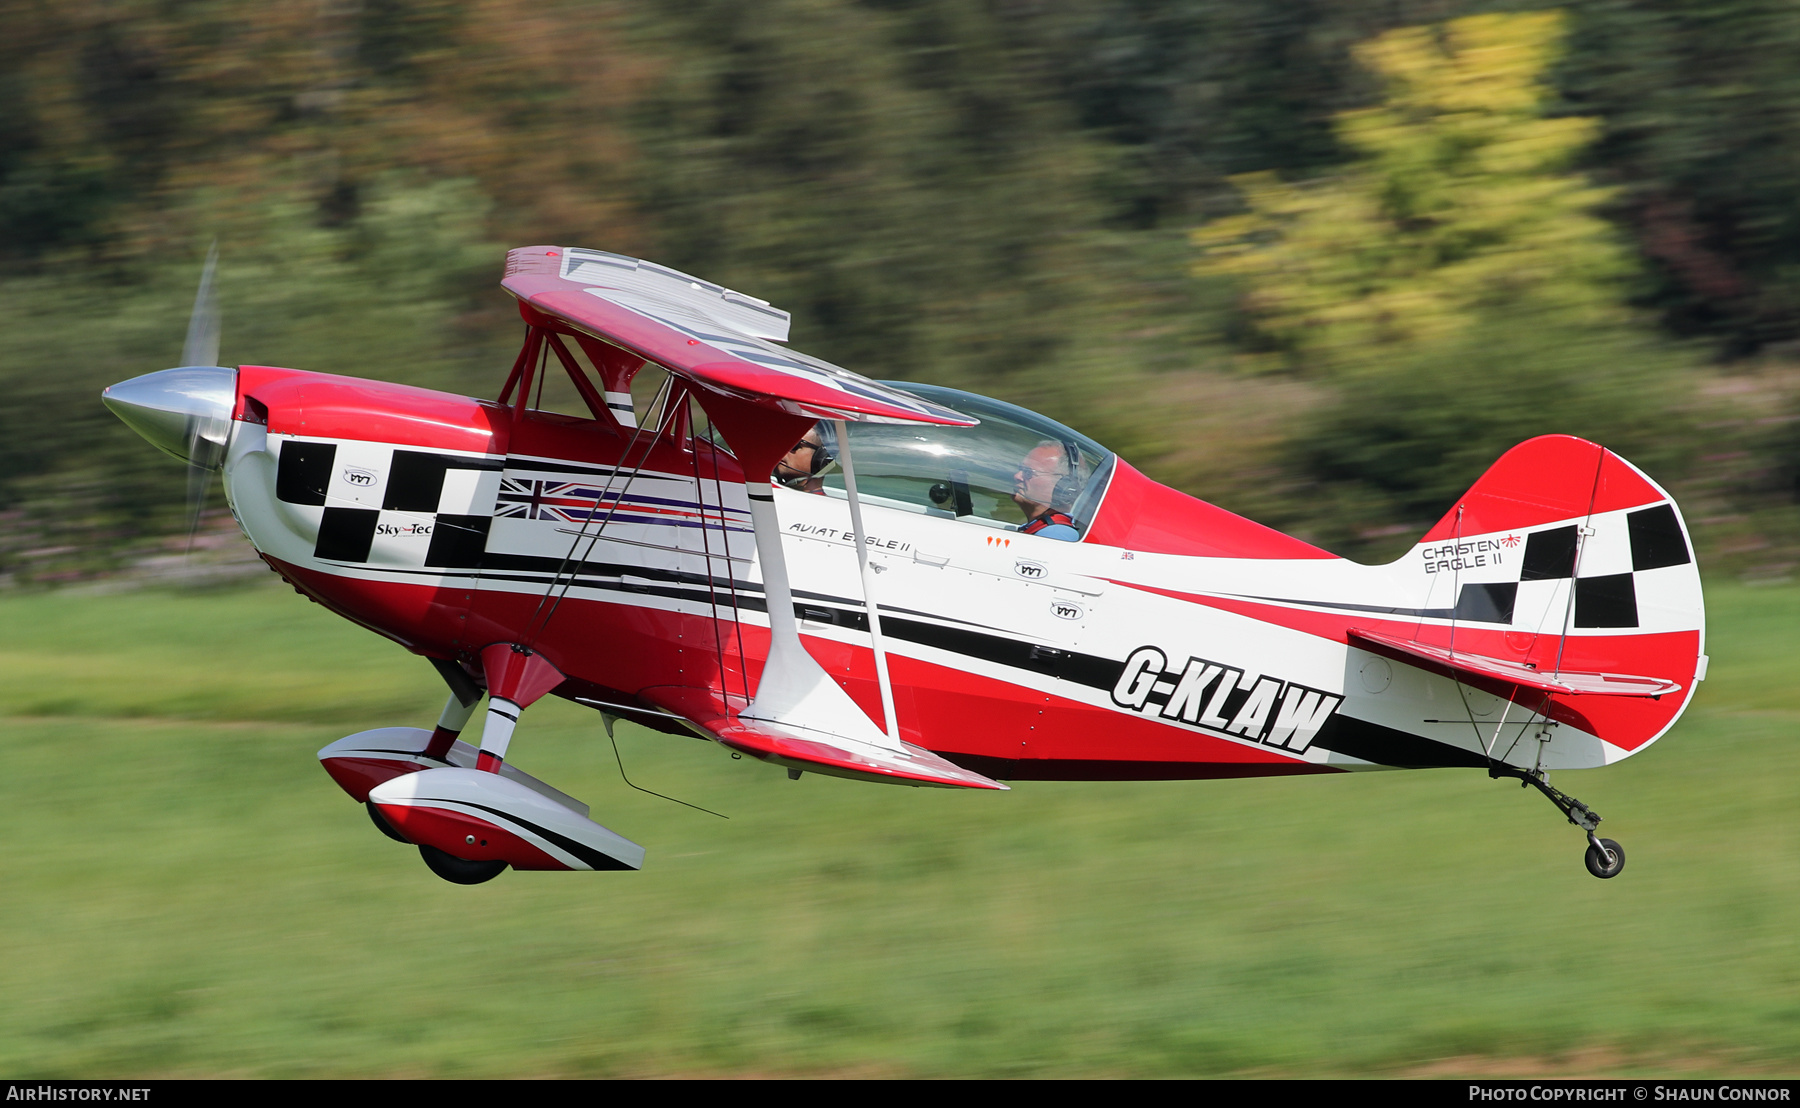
[102,245,1706,883]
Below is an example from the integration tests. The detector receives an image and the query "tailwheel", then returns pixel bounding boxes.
[419,844,507,885]
[1489,765,1625,880]
[366,801,410,844]
[1584,836,1626,879]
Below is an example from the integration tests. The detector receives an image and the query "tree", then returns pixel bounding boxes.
[1192,11,1692,556]
[624,0,1107,384]
[1194,10,1641,376]
[1560,0,1800,355]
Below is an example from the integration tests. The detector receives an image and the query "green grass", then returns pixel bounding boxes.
[0,577,1796,1076]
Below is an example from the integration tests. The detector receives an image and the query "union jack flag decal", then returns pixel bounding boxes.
[494,477,751,534]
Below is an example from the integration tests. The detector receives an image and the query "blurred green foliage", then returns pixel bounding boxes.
[1192,12,1696,553]
[625,0,1102,383]
[3,1,1800,575]
[1194,13,1635,376]
[1560,0,1800,354]
[1289,313,1693,552]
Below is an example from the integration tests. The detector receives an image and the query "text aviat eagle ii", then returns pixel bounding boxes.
[104,246,1706,884]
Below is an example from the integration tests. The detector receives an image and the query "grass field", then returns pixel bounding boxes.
[1,578,1796,1077]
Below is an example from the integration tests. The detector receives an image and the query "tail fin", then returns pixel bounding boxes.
[1398,435,1704,763]
[1417,434,1673,547]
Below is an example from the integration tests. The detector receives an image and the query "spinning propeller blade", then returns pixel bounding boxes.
[100,241,237,554]
[180,241,224,550]
[182,240,221,372]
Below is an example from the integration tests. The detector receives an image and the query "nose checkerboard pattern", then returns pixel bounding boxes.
[274,439,503,567]
[273,438,755,572]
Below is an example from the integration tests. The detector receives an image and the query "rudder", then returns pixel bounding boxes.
[1400,435,1704,763]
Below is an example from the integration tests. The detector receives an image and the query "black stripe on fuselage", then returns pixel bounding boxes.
[304,563,1488,770]
[1306,715,1489,769]
[1224,586,1517,626]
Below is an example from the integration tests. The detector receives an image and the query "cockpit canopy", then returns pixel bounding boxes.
[805,382,1114,536]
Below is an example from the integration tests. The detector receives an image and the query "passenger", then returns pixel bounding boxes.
[774,424,832,494]
[1013,440,1082,541]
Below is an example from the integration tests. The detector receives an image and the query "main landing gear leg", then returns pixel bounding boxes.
[424,692,479,761]
[1489,766,1625,879]
[363,644,643,884]
[402,644,567,883]
[474,696,520,773]
[471,643,565,773]
[364,688,482,846]
[425,657,484,760]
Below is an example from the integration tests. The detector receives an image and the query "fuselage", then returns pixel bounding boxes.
[220,364,1703,780]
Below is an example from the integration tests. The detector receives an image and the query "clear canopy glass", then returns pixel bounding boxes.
[808,382,1115,535]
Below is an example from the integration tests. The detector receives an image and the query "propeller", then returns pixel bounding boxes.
[179,241,226,551]
[100,240,238,554]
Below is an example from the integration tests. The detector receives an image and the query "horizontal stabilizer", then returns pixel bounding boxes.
[1348,628,1682,699]
[641,686,1007,790]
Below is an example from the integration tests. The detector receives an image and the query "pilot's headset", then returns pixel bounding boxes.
[1050,438,1085,512]
[809,421,838,477]
[778,421,837,490]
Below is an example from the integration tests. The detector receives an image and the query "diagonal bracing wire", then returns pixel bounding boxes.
[687,401,738,702]
[1550,447,1608,684]
[520,373,677,650]
[705,432,754,705]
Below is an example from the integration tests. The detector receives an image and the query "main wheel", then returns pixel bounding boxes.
[1584,838,1625,879]
[419,844,507,885]
[366,801,410,844]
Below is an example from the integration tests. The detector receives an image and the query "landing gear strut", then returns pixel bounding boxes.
[1490,765,1625,879]
[329,649,642,883]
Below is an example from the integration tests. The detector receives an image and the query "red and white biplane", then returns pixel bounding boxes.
[103,245,1706,883]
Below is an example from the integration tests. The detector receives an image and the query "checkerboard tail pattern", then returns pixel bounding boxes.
[1509,504,1690,630]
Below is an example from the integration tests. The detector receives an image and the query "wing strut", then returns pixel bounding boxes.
[833,419,899,742]
[696,393,913,756]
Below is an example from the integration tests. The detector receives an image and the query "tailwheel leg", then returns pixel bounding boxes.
[1489,765,1625,879]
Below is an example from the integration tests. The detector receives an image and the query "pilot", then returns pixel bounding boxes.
[774,424,832,494]
[1013,440,1082,541]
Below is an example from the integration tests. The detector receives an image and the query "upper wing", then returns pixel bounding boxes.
[502,246,974,427]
